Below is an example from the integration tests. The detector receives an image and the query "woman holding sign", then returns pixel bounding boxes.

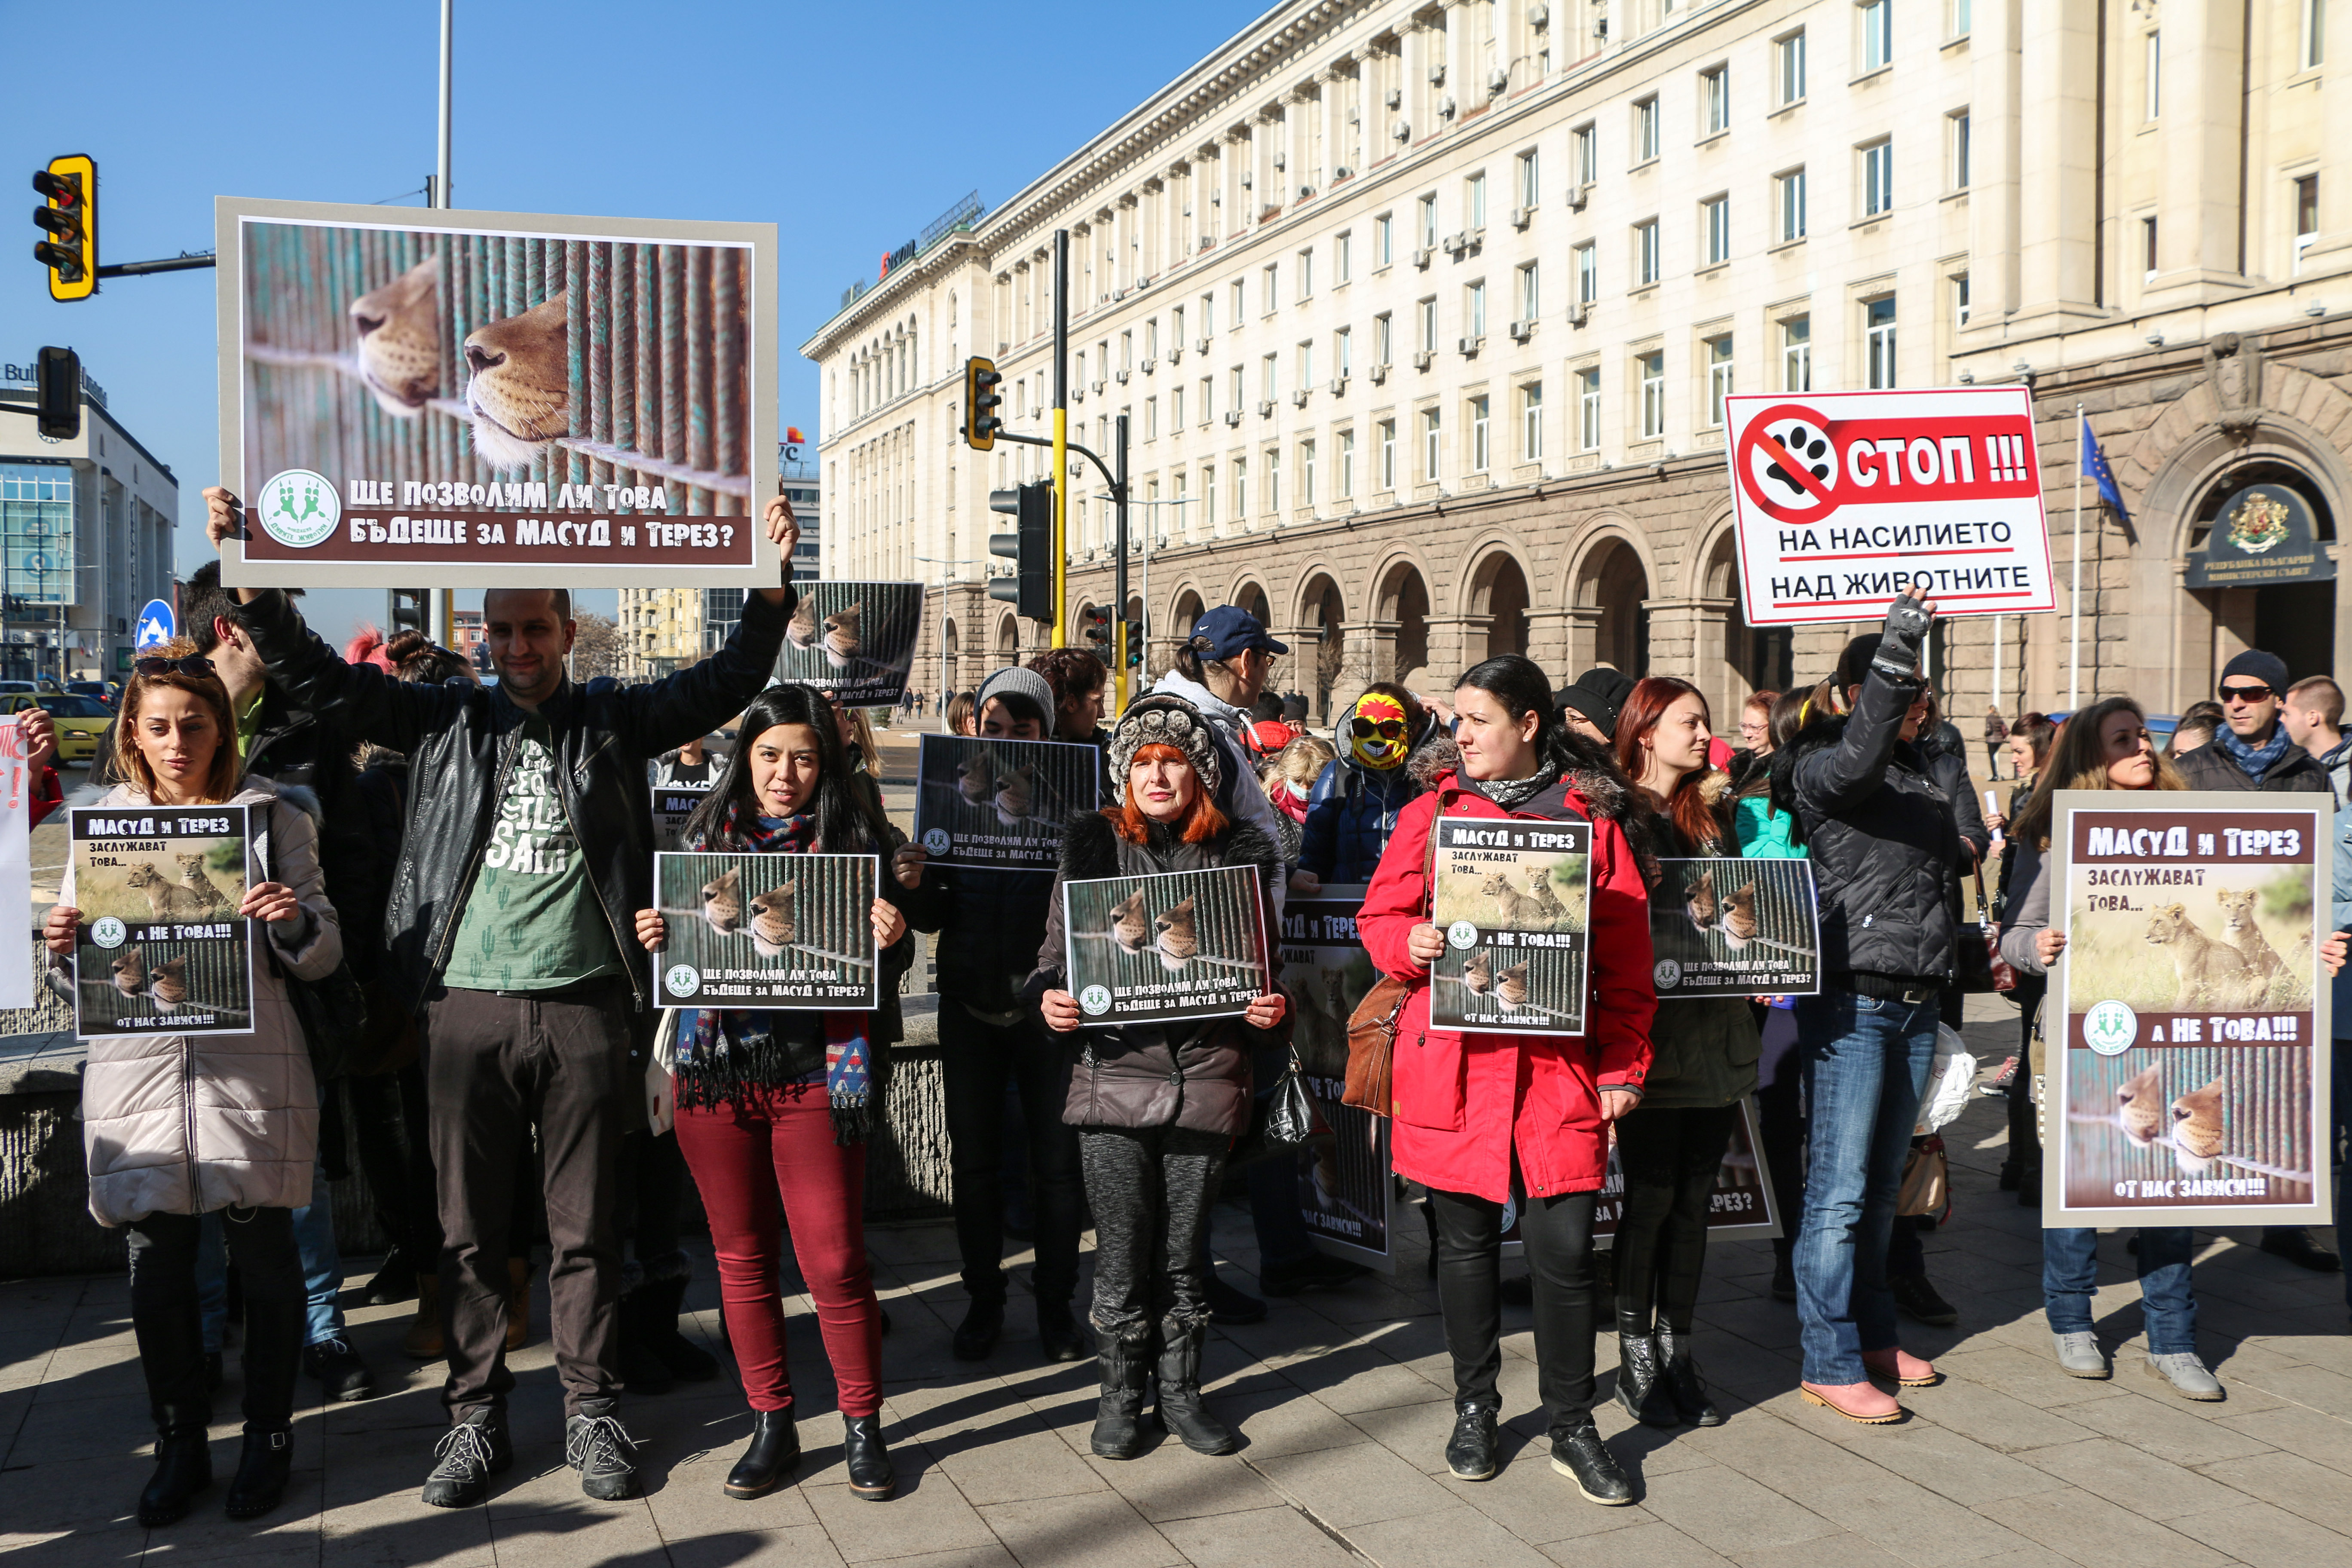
[1358,653,1655,1507]
[1611,677,1760,1431]
[631,685,916,1503]
[1031,694,1289,1462]
[48,643,343,1527]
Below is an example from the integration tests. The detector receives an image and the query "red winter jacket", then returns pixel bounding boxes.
[1358,764,1655,1205]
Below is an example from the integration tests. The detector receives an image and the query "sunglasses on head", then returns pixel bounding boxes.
[1351,716,1406,740]
[134,655,216,679]
[2219,683,2275,704]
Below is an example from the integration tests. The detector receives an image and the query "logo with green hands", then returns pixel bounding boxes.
[2084,1000,2138,1056]
[254,469,341,549]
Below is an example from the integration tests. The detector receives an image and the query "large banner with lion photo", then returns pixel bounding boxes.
[216,197,779,589]
[2046,795,2332,1227]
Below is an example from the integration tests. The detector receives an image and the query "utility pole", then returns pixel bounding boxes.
[1050,229,1069,649]
[427,0,459,650]
[1112,413,1130,712]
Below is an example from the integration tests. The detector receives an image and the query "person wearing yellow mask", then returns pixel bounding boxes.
[1300,683,1439,884]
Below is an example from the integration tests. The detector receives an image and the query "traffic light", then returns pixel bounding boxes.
[988,481,1056,624]
[32,155,97,302]
[387,589,429,640]
[1078,604,1111,657]
[963,356,1002,450]
[1124,619,1144,669]
[34,347,79,441]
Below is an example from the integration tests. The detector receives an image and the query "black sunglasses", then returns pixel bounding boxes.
[2218,683,2275,704]
[134,655,217,679]
[1351,716,1406,740]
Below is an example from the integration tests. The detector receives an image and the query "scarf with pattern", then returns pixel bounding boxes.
[676,808,880,1145]
[2218,722,2292,784]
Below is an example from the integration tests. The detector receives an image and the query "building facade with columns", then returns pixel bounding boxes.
[804,0,2352,726]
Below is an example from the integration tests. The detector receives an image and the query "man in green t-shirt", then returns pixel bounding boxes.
[207,485,799,1508]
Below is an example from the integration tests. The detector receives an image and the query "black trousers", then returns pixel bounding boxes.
[1613,1102,1743,1335]
[940,1002,1083,1307]
[1427,1183,1599,1437]
[129,1207,303,1436]
[1079,1124,1227,1340]
[1753,1006,1806,1255]
[424,982,632,1422]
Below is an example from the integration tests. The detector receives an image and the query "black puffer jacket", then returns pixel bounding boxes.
[1025,812,1287,1136]
[230,585,791,1016]
[1770,666,1961,988]
[903,861,1057,1015]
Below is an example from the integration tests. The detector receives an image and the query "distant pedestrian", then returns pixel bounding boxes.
[1981,704,2008,778]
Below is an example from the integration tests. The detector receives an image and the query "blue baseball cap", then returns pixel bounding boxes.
[1190,605,1289,661]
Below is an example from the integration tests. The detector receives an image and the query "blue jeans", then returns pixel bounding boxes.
[1792,990,1938,1385]
[198,1176,346,1351]
[2043,1227,2196,1354]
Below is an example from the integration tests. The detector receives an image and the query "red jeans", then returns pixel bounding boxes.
[672,1080,882,1417]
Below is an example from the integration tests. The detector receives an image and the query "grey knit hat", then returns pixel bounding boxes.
[976,665,1057,725]
[1106,694,1224,805]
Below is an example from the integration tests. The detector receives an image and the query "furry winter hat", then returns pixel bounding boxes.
[1106,694,1224,804]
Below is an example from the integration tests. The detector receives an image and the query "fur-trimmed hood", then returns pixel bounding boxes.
[1407,728,1640,825]
[1058,807,1285,887]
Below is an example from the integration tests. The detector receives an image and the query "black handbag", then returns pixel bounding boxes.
[1954,865,2013,995]
[1230,1047,1333,1166]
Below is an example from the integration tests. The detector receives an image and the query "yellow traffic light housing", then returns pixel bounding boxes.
[32,154,97,302]
[963,356,1001,450]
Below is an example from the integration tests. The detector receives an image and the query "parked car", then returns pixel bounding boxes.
[9,692,110,765]
[64,680,114,708]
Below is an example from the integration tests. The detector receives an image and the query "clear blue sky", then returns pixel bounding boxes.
[6,0,1271,644]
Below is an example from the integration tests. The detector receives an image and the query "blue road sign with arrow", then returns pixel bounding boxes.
[135,599,175,650]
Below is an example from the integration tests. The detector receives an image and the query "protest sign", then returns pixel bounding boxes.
[1428,816,1589,1037]
[71,806,255,1038]
[1063,864,1268,1027]
[1721,386,2056,626]
[217,196,778,589]
[772,582,925,708]
[1647,857,1819,999]
[914,734,1098,871]
[0,723,34,1008]
[2046,795,2331,1226]
[652,781,714,852]
[1279,885,1395,1271]
[653,851,880,1010]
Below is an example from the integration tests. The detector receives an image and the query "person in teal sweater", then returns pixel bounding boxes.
[1733,688,1810,1300]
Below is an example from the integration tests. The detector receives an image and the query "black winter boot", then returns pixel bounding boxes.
[1090,1322,1153,1460]
[1654,1325,1724,1427]
[644,1270,720,1381]
[138,1426,212,1527]
[1153,1316,1237,1455]
[224,1429,293,1520]
[842,1414,895,1501]
[723,1409,799,1499]
[1613,1330,1678,1428]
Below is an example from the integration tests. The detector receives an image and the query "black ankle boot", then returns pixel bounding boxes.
[842,1414,894,1501]
[1654,1326,1724,1428]
[138,1426,212,1527]
[1153,1317,1237,1455]
[723,1410,798,1499]
[1613,1331,1678,1428]
[1090,1323,1153,1460]
[224,1429,292,1520]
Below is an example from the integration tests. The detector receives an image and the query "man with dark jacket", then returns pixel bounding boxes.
[1770,589,1961,1423]
[203,485,797,1506]
[2171,649,2340,1273]
[901,665,1088,1366]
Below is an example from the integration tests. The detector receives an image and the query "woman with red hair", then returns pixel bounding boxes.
[1608,677,1760,1432]
[1030,695,1290,1463]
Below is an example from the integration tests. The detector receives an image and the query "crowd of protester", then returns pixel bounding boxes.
[61,485,2352,1528]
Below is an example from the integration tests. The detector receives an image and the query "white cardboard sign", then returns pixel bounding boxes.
[1721,386,2056,626]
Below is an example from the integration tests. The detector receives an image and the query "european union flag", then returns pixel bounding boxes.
[2081,415,2131,528]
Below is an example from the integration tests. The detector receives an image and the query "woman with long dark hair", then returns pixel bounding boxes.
[1357,654,1655,1504]
[1031,694,1289,1462]
[632,684,915,1503]
[1609,677,1759,1430]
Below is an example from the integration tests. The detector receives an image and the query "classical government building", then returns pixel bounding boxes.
[803,0,2352,725]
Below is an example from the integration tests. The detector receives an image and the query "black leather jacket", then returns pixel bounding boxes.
[230,585,792,1015]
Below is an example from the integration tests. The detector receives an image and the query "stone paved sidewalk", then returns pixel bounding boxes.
[8,1006,2352,1567]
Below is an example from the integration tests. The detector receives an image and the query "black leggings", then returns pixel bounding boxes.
[129,1207,303,1436]
[1427,1182,1598,1437]
[1613,1103,1742,1336]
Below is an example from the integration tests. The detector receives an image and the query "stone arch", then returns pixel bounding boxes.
[1295,567,1350,720]
[1462,539,1534,660]
[2127,362,2352,707]
[1369,552,1434,686]
[1562,518,1661,678]
[996,611,1021,667]
[942,616,962,698]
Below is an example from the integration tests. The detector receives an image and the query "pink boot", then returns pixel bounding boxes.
[1799,1380,1904,1424]
[1862,1348,1941,1387]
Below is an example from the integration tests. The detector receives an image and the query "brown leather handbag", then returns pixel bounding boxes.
[1341,829,1435,1117]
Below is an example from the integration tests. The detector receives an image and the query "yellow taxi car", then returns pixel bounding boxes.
[2,691,110,765]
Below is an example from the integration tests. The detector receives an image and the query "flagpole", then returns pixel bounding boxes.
[1991,613,2005,727]
[2068,403,2084,712]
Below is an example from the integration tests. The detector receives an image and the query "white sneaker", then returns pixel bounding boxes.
[2051,1332,2109,1378]
[2144,1351,2223,1401]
